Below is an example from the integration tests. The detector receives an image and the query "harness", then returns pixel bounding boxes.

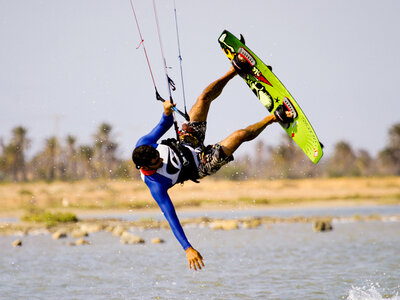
[161,138,199,184]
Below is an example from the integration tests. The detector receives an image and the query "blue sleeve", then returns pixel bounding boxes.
[136,113,174,147]
[144,174,192,250]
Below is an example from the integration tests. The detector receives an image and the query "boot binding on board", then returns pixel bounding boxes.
[274,104,294,128]
[237,34,272,72]
[232,53,253,76]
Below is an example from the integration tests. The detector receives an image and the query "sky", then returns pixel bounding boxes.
[1,0,399,162]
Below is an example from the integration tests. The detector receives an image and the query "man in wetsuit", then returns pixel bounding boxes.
[132,59,293,271]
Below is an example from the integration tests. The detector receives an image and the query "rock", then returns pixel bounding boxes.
[75,238,90,245]
[71,229,89,238]
[112,225,125,236]
[52,230,67,240]
[80,223,103,233]
[151,237,165,244]
[105,225,114,232]
[120,231,145,244]
[210,220,239,230]
[312,219,333,232]
[241,219,261,229]
[12,239,22,247]
[67,241,76,247]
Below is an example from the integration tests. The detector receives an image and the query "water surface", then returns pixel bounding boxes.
[1,207,400,299]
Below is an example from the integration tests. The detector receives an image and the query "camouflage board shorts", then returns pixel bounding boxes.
[178,121,207,148]
[179,121,234,179]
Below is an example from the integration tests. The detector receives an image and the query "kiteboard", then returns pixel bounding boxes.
[218,30,323,164]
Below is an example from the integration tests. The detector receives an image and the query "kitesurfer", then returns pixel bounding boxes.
[132,60,293,271]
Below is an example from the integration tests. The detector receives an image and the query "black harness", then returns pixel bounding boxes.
[161,138,200,184]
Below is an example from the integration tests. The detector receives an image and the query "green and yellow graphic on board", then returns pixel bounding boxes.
[218,30,323,164]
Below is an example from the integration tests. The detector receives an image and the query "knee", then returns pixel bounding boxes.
[197,94,213,105]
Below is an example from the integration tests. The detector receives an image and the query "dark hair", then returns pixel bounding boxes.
[132,145,158,169]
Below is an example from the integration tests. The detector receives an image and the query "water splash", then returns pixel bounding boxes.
[347,283,400,300]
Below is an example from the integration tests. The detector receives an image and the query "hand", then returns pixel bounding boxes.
[163,100,175,116]
[185,247,204,271]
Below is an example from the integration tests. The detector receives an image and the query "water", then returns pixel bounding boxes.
[1,208,400,299]
[79,204,400,221]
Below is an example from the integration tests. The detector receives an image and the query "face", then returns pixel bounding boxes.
[144,151,163,170]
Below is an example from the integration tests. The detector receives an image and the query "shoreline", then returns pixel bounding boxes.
[2,199,399,238]
[0,200,398,220]
[1,208,399,238]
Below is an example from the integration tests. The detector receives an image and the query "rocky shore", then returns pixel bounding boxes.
[2,213,399,247]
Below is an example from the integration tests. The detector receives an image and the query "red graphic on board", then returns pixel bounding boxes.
[252,70,272,86]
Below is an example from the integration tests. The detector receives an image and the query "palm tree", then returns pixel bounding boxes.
[0,138,6,179]
[378,123,400,175]
[79,145,95,178]
[66,135,77,179]
[94,122,118,178]
[268,134,309,179]
[0,140,16,181]
[326,141,357,177]
[10,127,30,181]
[355,149,375,176]
[45,137,58,180]
[389,123,400,149]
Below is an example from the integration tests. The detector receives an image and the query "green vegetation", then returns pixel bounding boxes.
[19,189,33,196]
[238,197,270,205]
[21,209,78,227]
[138,216,156,222]
[1,123,400,182]
[0,122,136,182]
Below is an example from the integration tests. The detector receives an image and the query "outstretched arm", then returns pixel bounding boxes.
[147,176,191,250]
[144,175,204,270]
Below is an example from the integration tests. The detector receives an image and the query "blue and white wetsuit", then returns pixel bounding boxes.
[136,113,198,250]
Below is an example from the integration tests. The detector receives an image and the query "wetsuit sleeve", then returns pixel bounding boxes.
[144,175,192,250]
[136,113,174,147]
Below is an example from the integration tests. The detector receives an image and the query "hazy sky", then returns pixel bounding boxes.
[1,0,399,161]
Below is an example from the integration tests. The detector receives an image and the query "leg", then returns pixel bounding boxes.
[189,67,236,122]
[219,114,278,157]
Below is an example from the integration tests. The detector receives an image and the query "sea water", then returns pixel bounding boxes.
[1,206,400,299]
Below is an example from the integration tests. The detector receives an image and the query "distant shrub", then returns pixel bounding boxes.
[19,189,33,196]
[21,209,78,227]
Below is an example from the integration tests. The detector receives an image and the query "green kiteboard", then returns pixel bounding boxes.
[218,30,323,164]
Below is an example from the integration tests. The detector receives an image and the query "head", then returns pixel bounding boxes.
[132,145,162,170]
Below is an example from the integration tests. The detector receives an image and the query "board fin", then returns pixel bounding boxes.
[239,34,245,44]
